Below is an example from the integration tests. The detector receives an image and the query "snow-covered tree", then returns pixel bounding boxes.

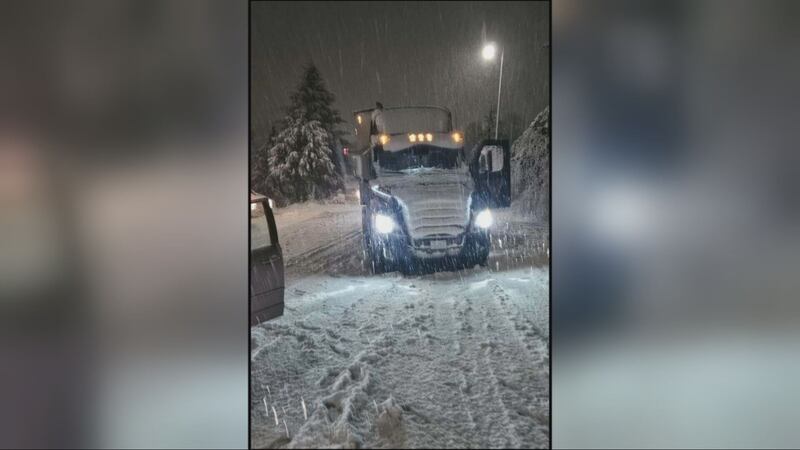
[263,64,345,203]
[286,64,346,177]
[288,64,345,144]
[267,112,342,202]
[252,123,289,204]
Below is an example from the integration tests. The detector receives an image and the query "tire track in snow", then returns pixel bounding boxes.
[476,294,525,448]
[488,281,548,363]
[285,230,360,269]
[484,280,550,445]
[252,263,549,448]
[447,282,521,448]
[448,274,551,448]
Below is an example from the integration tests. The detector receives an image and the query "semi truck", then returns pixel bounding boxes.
[350,104,510,274]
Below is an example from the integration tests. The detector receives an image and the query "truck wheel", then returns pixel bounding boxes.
[399,256,416,276]
[366,235,386,275]
[477,250,489,267]
[464,234,490,268]
[391,245,415,275]
[460,252,488,269]
[370,256,386,275]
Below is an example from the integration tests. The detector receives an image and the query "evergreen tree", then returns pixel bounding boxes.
[287,64,346,175]
[264,64,346,204]
[267,112,341,202]
[252,124,287,203]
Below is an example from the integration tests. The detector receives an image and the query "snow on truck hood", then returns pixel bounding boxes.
[372,168,473,241]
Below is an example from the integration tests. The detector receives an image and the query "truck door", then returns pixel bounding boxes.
[250,198,284,325]
[470,139,511,208]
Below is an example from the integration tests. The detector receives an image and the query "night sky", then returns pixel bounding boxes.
[251,1,549,147]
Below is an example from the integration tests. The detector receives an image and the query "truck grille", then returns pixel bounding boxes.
[404,195,470,241]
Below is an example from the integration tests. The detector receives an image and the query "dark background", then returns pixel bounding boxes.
[4,0,800,448]
[251,1,550,149]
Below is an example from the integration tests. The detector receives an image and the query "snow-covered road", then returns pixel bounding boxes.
[251,195,549,448]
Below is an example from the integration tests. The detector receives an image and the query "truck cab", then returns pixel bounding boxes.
[350,105,510,274]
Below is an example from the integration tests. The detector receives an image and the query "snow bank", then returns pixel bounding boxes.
[511,107,550,223]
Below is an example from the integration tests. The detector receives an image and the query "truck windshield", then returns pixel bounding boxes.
[380,108,452,134]
[378,146,465,172]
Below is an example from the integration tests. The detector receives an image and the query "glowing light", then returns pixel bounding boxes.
[425,133,433,142]
[475,209,493,228]
[452,132,463,143]
[357,115,362,124]
[374,213,395,234]
[409,134,417,142]
[417,133,424,142]
[379,134,390,145]
[482,43,497,60]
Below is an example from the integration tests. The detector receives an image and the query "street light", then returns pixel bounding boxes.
[482,42,504,140]
[482,43,496,60]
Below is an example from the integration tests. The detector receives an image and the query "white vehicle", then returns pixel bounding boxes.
[351,105,510,274]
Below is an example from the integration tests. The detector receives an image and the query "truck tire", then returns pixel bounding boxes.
[463,233,490,268]
[370,255,386,274]
[398,255,417,276]
[364,234,386,275]
[477,249,489,267]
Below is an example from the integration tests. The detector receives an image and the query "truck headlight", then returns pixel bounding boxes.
[475,209,493,229]
[374,213,396,234]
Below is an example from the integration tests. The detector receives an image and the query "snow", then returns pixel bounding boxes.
[272,195,362,268]
[252,186,549,448]
[511,107,550,223]
[267,116,341,202]
[373,168,473,242]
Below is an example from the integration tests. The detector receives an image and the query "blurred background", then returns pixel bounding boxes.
[0,1,247,448]
[553,0,800,447]
[5,0,800,448]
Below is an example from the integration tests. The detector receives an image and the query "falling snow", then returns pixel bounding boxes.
[250,181,549,448]
[250,2,550,447]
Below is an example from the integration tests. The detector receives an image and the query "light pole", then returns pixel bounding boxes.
[482,42,504,140]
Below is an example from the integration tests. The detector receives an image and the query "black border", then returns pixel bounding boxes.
[247,1,553,448]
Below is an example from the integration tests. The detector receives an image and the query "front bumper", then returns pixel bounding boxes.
[374,229,490,261]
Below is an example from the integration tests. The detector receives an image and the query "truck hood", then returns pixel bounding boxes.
[372,168,473,241]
